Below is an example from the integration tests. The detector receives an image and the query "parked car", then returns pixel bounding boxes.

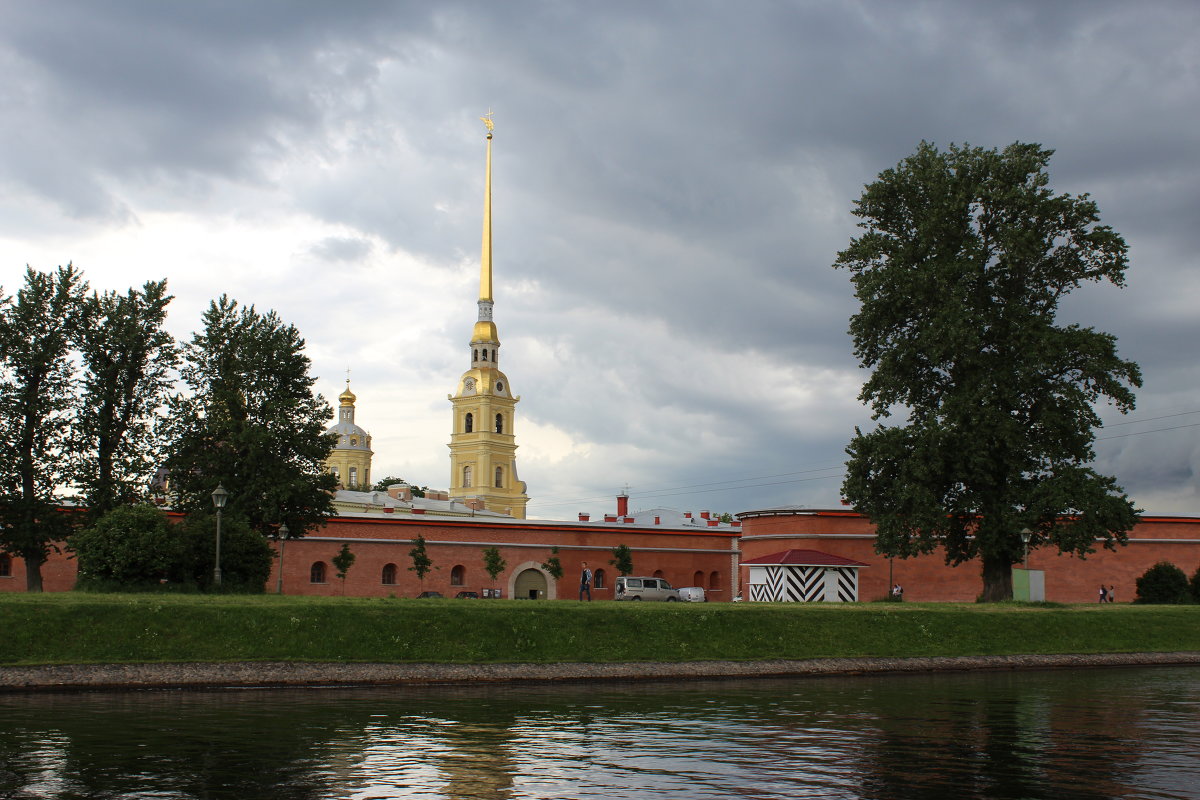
[614,576,679,602]
[416,591,443,598]
[677,586,707,603]
[455,591,480,599]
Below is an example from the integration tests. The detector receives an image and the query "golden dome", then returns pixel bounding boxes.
[472,320,498,342]
[339,384,357,405]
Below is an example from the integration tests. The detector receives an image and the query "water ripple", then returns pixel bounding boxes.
[0,666,1198,799]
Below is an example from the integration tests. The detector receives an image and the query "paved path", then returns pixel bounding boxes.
[3,652,1199,691]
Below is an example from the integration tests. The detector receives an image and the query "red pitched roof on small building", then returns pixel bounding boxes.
[741,549,869,568]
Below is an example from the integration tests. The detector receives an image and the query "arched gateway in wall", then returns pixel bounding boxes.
[510,562,551,600]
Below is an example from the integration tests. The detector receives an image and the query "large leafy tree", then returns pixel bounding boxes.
[71,280,177,519]
[71,504,179,589]
[164,296,337,538]
[834,141,1141,601]
[0,266,89,591]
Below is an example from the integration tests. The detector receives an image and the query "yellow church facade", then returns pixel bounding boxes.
[447,115,529,518]
[325,115,528,518]
[325,382,373,490]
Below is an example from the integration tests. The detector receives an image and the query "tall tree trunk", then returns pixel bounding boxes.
[24,555,44,592]
[980,554,1013,602]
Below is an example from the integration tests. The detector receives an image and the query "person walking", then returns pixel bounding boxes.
[1108,585,1116,603]
[1099,585,1108,603]
[579,561,592,602]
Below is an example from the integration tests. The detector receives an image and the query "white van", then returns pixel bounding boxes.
[615,576,679,602]
[677,586,707,603]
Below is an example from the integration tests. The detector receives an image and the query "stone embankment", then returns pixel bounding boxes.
[3,652,1199,692]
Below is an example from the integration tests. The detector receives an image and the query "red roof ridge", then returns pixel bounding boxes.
[741,548,869,568]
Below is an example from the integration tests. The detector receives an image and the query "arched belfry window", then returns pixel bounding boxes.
[473,349,478,361]
[495,466,503,488]
[481,349,488,361]
[495,413,504,434]
[465,413,473,433]
[463,465,473,487]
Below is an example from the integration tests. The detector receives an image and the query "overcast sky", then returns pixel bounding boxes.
[1,0,1197,519]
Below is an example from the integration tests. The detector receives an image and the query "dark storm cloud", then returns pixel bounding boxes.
[0,1,431,216]
[2,0,1197,514]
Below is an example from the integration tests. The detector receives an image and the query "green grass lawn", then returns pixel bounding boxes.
[2,593,1198,666]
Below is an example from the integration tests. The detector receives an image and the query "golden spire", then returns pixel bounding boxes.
[479,111,494,304]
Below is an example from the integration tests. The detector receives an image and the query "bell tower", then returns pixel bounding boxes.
[448,113,529,518]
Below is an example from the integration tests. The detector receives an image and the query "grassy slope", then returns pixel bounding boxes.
[2,594,1198,666]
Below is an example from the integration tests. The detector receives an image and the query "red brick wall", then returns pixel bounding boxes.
[2,515,739,599]
[8,508,1197,604]
[738,510,1200,603]
[273,516,739,599]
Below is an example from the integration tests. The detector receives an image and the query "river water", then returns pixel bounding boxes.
[1,666,1197,799]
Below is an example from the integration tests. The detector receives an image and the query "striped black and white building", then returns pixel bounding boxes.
[743,549,868,602]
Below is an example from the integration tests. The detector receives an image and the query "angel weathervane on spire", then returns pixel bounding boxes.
[480,109,495,133]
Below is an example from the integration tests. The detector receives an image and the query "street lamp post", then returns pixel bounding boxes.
[275,522,289,595]
[212,484,229,587]
[1020,528,1032,568]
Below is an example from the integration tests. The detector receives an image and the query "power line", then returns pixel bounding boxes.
[1099,409,1200,428]
[527,464,846,510]
[1097,422,1200,441]
[526,409,1200,510]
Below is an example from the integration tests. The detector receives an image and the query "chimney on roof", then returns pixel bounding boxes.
[386,483,412,502]
[684,512,692,519]
[623,516,634,524]
[617,492,629,517]
[654,516,660,525]
[604,514,617,523]
[465,497,485,511]
[579,512,590,522]
[700,510,710,520]
[707,519,719,527]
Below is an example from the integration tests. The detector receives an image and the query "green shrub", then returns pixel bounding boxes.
[1134,561,1191,604]
[70,505,180,589]
[173,512,272,592]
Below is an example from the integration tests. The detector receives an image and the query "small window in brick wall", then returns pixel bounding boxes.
[382,563,397,585]
[451,564,465,586]
[310,562,327,584]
